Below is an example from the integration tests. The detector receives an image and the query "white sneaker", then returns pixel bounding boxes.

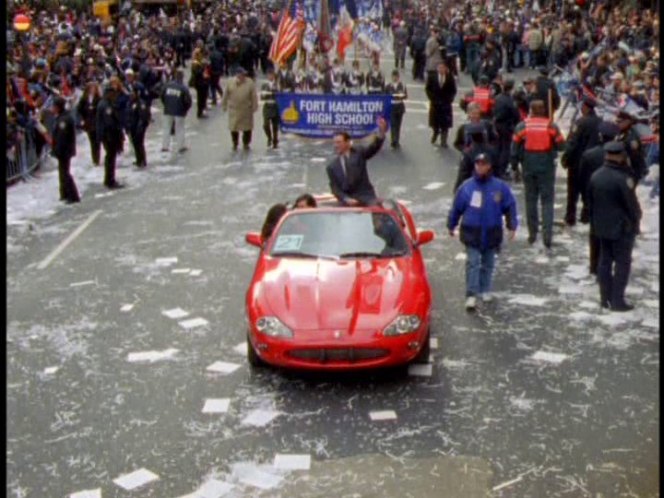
[465,296,477,310]
[481,293,493,303]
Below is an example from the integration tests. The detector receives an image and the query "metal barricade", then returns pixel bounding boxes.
[6,127,47,185]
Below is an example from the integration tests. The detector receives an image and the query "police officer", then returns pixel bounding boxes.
[492,79,520,179]
[476,37,502,84]
[460,75,495,119]
[385,69,407,148]
[365,62,385,95]
[454,102,498,155]
[615,110,647,182]
[126,86,151,168]
[453,122,498,192]
[51,97,80,203]
[96,79,126,189]
[579,121,621,275]
[561,96,601,225]
[260,68,280,149]
[160,69,192,154]
[510,100,565,249]
[532,66,561,119]
[588,141,642,311]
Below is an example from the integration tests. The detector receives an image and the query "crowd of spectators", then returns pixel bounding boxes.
[5,0,659,182]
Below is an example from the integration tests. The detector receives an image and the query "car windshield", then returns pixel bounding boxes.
[269,211,411,259]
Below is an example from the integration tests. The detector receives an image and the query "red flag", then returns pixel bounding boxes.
[317,0,333,53]
[269,0,305,65]
[336,8,354,59]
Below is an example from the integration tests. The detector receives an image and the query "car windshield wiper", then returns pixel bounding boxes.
[271,251,338,260]
[339,251,389,259]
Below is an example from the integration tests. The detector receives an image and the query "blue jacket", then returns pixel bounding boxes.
[160,80,192,117]
[447,173,518,250]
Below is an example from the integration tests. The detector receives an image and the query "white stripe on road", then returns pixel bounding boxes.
[37,210,103,270]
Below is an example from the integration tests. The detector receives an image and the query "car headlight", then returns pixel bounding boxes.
[383,315,422,336]
[255,316,293,338]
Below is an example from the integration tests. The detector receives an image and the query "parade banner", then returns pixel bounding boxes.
[276,93,392,139]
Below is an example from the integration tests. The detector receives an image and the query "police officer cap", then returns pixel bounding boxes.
[52,96,67,111]
[467,123,485,134]
[616,109,635,121]
[474,153,491,164]
[581,96,596,108]
[537,65,549,76]
[478,75,489,84]
[604,141,625,154]
[598,121,620,139]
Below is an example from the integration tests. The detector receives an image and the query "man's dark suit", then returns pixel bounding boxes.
[425,71,457,143]
[326,135,385,206]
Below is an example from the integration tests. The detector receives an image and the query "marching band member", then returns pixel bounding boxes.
[366,61,385,94]
[385,69,408,148]
[345,60,365,95]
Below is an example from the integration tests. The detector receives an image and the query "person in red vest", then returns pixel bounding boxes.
[460,75,495,119]
[510,100,565,251]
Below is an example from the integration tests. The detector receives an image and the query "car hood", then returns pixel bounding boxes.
[255,257,420,331]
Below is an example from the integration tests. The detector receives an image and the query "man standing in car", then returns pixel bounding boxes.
[327,117,388,206]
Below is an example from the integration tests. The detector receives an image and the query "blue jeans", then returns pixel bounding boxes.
[466,246,496,297]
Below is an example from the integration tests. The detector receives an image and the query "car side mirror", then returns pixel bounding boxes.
[415,230,435,247]
[245,232,262,248]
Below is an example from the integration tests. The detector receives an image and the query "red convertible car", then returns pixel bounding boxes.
[244,197,435,370]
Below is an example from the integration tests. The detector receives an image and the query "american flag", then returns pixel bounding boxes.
[269,0,305,65]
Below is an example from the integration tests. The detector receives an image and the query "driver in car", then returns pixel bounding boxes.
[372,213,407,255]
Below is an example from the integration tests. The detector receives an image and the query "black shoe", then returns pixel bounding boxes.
[431,132,439,144]
[544,240,552,249]
[178,147,189,153]
[601,300,611,309]
[107,182,125,190]
[272,141,278,149]
[565,216,576,227]
[267,139,272,147]
[243,144,250,150]
[527,235,536,245]
[65,198,80,204]
[197,114,208,119]
[611,302,634,312]
[441,141,449,148]
[390,142,397,148]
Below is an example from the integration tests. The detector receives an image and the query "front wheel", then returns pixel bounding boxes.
[247,334,265,368]
[412,329,431,364]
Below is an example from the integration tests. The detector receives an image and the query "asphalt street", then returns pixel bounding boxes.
[7,54,660,498]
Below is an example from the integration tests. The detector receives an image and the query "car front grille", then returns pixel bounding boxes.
[287,348,390,363]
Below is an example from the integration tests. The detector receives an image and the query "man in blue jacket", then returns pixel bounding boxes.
[448,153,519,310]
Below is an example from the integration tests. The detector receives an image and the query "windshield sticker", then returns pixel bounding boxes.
[273,235,304,252]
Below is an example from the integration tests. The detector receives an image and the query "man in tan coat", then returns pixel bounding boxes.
[221,67,259,150]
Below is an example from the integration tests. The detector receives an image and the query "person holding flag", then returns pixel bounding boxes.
[269,0,306,68]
